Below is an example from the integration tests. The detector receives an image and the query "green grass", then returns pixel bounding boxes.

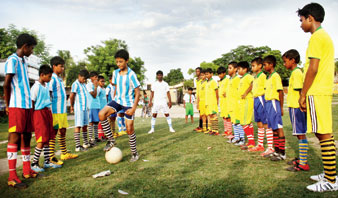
[0,105,337,198]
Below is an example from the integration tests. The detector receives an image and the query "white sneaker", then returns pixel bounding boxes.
[306,178,338,192]
[83,143,90,149]
[310,173,338,182]
[169,127,175,133]
[234,139,245,146]
[148,129,154,134]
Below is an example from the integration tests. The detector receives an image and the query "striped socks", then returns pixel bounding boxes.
[32,147,42,165]
[233,124,240,140]
[266,128,274,149]
[238,125,245,139]
[128,133,138,156]
[44,145,50,163]
[58,134,67,155]
[320,137,336,183]
[7,143,18,180]
[49,138,56,158]
[94,123,99,141]
[21,147,31,175]
[223,118,227,132]
[151,117,156,130]
[279,136,285,155]
[74,132,81,148]
[227,120,232,135]
[211,117,219,132]
[257,128,265,147]
[273,132,279,153]
[298,139,308,165]
[101,119,116,144]
[82,129,89,145]
[88,125,93,141]
[202,121,207,131]
[244,123,255,145]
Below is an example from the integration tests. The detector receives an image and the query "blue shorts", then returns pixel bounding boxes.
[75,110,89,127]
[107,100,134,120]
[265,100,283,130]
[289,107,307,135]
[89,109,100,123]
[254,96,267,124]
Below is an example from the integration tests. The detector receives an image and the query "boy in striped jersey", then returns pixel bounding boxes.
[70,69,90,152]
[87,71,100,146]
[97,75,107,140]
[4,33,38,188]
[48,56,78,164]
[99,49,141,162]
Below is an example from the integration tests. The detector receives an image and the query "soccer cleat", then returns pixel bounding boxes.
[83,143,91,149]
[248,145,265,152]
[286,163,310,172]
[169,127,175,133]
[193,127,201,131]
[148,129,155,134]
[8,178,27,189]
[270,153,286,161]
[241,144,255,150]
[287,157,299,165]
[118,131,127,137]
[22,170,43,179]
[113,132,119,138]
[50,156,64,165]
[261,148,275,157]
[103,140,115,152]
[310,173,338,182]
[44,161,62,169]
[306,178,338,192]
[75,146,87,152]
[89,140,97,147]
[61,152,79,160]
[234,139,245,146]
[130,154,139,162]
[31,164,45,173]
[195,128,203,133]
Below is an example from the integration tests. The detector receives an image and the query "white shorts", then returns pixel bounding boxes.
[152,104,169,114]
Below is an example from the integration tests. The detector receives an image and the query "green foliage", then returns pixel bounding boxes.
[183,78,194,89]
[163,68,184,86]
[187,68,195,76]
[65,61,87,86]
[0,24,50,64]
[200,61,219,74]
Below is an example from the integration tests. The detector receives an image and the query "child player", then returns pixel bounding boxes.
[49,56,78,165]
[183,87,195,123]
[31,65,62,172]
[204,68,219,135]
[70,69,90,152]
[193,67,203,131]
[148,70,175,134]
[262,55,286,161]
[4,33,38,188]
[237,61,255,149]
[297,3,337,191]
[248,58,274,154]
[217,66,230,136]
[87,71,100,146]
[196,70,208,133]
[99,49,140,162]
[97,75,107,140]
[282,49,309,172]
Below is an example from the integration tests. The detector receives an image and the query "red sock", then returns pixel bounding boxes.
[243,124,255,145]
[273,133,280,153]
[257,128,265,147]
[7,143,18,180]
[226,120,232,135]
[248,123,255,145]
[279,137,286,155]
[21,147,31,175]
[266,128,274,149]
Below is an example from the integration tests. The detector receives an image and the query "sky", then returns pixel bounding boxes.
[1,0,337,83]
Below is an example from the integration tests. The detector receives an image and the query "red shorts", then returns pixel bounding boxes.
[33,108,54,143]
[8,108,34,133]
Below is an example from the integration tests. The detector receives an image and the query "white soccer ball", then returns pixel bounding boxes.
[105,147,123,164]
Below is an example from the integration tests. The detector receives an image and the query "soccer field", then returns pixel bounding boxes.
[0,102,337,198]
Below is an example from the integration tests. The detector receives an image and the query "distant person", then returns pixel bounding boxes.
[97,75,107,140]
[183,87,195,123]
[141,92,150,118]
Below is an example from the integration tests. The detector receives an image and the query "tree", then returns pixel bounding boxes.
[66,61,87,86]
[84,39,146,84]
[200,61,219,73]
[183,79,194,89]
[163,68,184,86]
[0,24,50,63]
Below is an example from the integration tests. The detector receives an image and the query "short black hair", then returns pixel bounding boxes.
[114,49,129,61]
[263,55,277,67]
[39,64,53,76]
[195,67,202,71]
[297,3,325,23]
[156,70,163,75]
[200,69,206,74]
[228,61,238,68]
[16,33,37,49]
[79,69,89,78]
[282,49,300,64]
[205,68,213,74]
[251,57,263,65]
[98,75,105,80]
[188,87,193,91]
[217,66,227,74]
[89,71,98,77]
[238,61,250,71]
[50,56,65,67]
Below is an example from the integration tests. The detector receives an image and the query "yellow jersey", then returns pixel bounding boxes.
[265,72,283,101]
[205,78,218,106]
[287,68,303,108]
[219,76,229,100]
[238,73,254,98]
[195,78,202,98]
[227,75,240,110]
[252,71,266,97]
[198,80,207,102]
[304,27,334,96]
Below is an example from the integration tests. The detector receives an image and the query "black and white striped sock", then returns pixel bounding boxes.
[32,147,42,165]
[43,145,50,163]
[74,132,81,147]
[88,125,93,141]
[128,133,138,156]
[101,119,115,142]
[83,130,89,145]
[94,124,99,141]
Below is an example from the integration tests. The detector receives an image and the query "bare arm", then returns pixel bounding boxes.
[241,82,253,99]
[3,74,13,115]
[70,92,76,113]
[167,91,172,108]
[215,89,219,105]
[278,90,284,116]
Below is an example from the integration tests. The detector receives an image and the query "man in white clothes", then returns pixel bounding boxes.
[148,70,175,133]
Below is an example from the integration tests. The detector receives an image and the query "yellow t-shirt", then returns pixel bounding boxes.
[205,78,218,106]
[252,71,266,97]
[199,80,207,102]
[227,75,240,110]
[238,73,254,98]
[265,72,283,101]
[304,27,334,96]
[219,76,229,100]
[195,78,202,98]
[287,68,303,108]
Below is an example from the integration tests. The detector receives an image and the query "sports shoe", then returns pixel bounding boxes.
[61,152,79,160]
[51,156,63,165]
[118,131,127,136]
[83,143,91,149]
[270,153,286,161]
[240,144,255,150]
[89,140,97,147]
[22,169,42,179]
[148,129,155,134]
[130,154,139,162]
[113,132,118,138]
[229,138,239,144]
[260,148,274,157]
[103,140,115,152]
[169,127,175,133]
[234,139,245,146]
[248,145,265,152]
[44,161,62,169]
[195,128,203,133]
[306,178,338,192]
[227,134,234,139]
[286,163,310,172]
[31,163,45,173]
[193,127,201,131]
[8,178,27,189]
[75,146,87,152]
[310,173,338,182]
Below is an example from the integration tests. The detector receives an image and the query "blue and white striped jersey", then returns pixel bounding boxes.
[71,80,88,111]
[4,53,32,109]
[112,67,140,107]
[106,83,115,102]
[31,81,52,110]
[86,81,100,109]
[48,73,67,114]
